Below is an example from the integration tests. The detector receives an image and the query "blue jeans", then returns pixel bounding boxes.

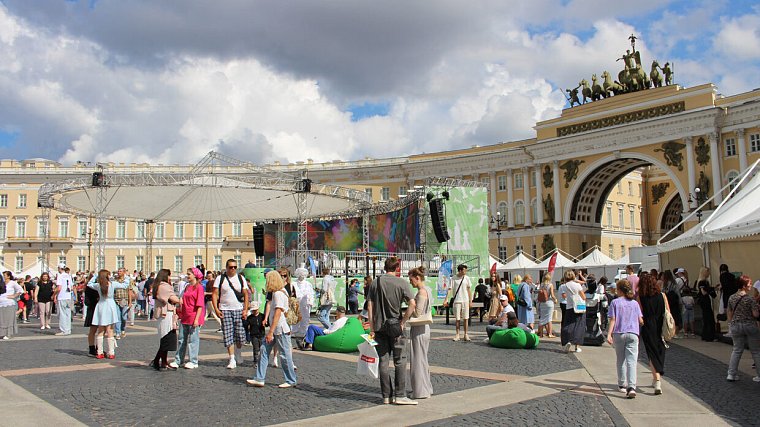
[176,324,201,365]
[304,325,326,344]
[318,304,332,328]
[57,300,72,334]
[613,333,639,389]
[114,305,129,335]
[253,333,297,385]
[727,322,760,377]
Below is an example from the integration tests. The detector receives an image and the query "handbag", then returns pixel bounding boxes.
[449,277,466,307]
[662,293,676,341]
[516,283,528,307]
[408,288,433,327]
[572,293,586,313]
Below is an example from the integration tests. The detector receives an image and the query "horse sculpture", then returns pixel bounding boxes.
[650,60,663,88]
[591,74,605,101]
[580,79,592,104]
[601,71,623,97]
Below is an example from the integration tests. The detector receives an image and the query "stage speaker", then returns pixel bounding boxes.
[253,224,265,255]
[429,199,450,243]
[92,172,105,187]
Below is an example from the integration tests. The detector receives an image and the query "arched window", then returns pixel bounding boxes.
[497,201,508,219]
[530,198,538,223]
[726,170,740,192]
[515,200,525,225]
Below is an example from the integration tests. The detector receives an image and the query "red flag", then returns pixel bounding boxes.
[547,252,558,276]
[490,263,497,275]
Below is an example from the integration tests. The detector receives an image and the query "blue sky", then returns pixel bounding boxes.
[0,1,757,164]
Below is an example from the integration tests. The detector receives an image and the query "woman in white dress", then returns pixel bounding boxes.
[291,268,314,338]
[408,266,433,399]
[87,269,129,359]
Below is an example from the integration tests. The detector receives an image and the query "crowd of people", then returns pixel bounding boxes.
[0,257,758,403]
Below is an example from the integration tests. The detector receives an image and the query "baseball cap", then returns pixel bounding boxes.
[499,294,509,301]
[251,301,261,310]
[675,268,685,274]
[58,263,66,269]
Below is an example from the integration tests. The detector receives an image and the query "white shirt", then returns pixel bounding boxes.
[0,280,23,307]
[214,273,247,311]
[321,275,337,304]
[754,280,760,294]
[269,289,291,335]
[451,275,471,304]
[295,279,315,307]
[325,315,348,334]
[56,272,73,300]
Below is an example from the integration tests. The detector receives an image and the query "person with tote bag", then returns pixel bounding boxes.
[408,266,433,400]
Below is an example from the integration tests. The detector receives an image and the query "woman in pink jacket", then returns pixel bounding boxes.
[171,267,206,369]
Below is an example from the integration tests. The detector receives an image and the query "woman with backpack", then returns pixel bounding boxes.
[637,273,670,395]
[537,275,557,338]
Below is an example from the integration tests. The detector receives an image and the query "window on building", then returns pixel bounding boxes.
[194,255,203,267]
[97,219,106,239]
[155,255,164,272]
[58,256,66,267]
[398,186,407,196]
[0,194,7,208]
[155,222,165,240]
[365,188,373,199]
[514,173,524,189]
[515,201,525,225]
[629,207,636,231]
[78,218,88,239]
[0,220,6,239]
[620,245,626,259]
[15,218,26,237]
[232,221,242,237]
[628,182,633,196]
[117,219,126,239]
[497,175,506,191]
[116,255,125,269]
[530,199,538,223]
[15,256,23,272]
[136,221,145,239]
[530,171,537,188]
[380,187,390,201]
[638,183,642,197]
[606,205,613,227]
[618,206,624,229]
[213,255,222,271]
[497,201,508,220]
[18,194,27,208]
[174,255,183,273]
[175,221,184,239]
[724,137,737,157]
[608,244,614,258]
[234,255,242,266]
[727,171,740,192]
[515,244,523,254]
[213,221,223,238]
[135,256,144,273]
[77,256,86,272]
[58,218,69,238]
[751,133,760,152]
[498,246,507,260]
[194,222,204,238]
[617,182,622,194]
[37,217,47,238]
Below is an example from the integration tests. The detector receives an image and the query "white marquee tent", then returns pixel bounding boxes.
[572,247,620,279]
[534,249,576,279]
[497,252,537,275]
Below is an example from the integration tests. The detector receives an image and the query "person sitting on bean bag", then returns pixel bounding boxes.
[301,306,348,351]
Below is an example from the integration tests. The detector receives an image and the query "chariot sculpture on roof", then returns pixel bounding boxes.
[564,34,674,107]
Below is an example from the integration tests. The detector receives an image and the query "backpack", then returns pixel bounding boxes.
[505,286,515,303]
[537,285,549,303]
[285,285,301,325]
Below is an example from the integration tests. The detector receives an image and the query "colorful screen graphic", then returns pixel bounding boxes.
[369,202,420,252]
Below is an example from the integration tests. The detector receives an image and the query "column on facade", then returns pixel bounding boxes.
[489,172,497,217]
[684,136,696,208]
[534,164,544,225]
[522,166,531,227]
[506,169,515,228]
[736,129,748,173]
[709,132,723,204]
[553,160,562,224]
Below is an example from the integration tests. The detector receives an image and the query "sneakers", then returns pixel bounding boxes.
[564,343,572,353]
[55,332,67,336]
[226,357,237,369]
[753,377,760,383]
[382,397,395,404]
[121,332,127,338]
[394,397,418,405]
[246,379,265,387]
[727,374,738,382]
[278,382,296,388]
[45,325,51,329]
[483,338,491,344]
[626,388,636,399]
[184,362,198,369]
[168,361,180,369]
[215,328,222,333]
[654,380,662,395]
[575,347,583,353]
[618,387,627,393]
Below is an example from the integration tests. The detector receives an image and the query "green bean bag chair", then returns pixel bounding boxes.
[489,328,539,349]
[313,317,366,353]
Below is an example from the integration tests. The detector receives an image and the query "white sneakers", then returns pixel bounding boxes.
[246,379,265,387]
[184,362,198,369]
[226,357,237,369]
[278,383,295,388]
[394,397,418,405]
[168,361,179,369]
[564,343,572,353]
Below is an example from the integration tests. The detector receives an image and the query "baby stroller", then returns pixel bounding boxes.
[583,281,605,346]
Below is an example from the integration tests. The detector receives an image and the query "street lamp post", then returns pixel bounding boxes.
[490,211,507,260]
[687,187,705,223]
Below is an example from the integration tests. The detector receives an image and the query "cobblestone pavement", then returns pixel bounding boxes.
[412,390,629,427]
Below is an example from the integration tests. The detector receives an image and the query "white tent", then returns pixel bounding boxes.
[572,247,619,279]
[534,249,576,280]
[15,261,52,279]
[658,160,760,253]
[497,252,537,275]
[489,255,507,271]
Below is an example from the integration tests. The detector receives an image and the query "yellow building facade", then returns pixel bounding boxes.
[1,83,759,274]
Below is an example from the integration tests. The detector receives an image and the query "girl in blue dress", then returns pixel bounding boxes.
[87,269,129,359]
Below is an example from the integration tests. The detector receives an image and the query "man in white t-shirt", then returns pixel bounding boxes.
[302,306,348,350]
[444,264,473,342]
[485,295,515,340]
[212,259,249,369]
[54,264,74,335]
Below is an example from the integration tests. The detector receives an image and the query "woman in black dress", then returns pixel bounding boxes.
[82,273,100,357]
[661,271,682,337]
[34,272,55,330]
[638,273,669,395]
[696,267,717,341]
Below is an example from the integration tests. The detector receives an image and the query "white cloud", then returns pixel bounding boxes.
[713,13,760,61]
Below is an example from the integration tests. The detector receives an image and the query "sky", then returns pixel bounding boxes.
[0,0,758,165]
